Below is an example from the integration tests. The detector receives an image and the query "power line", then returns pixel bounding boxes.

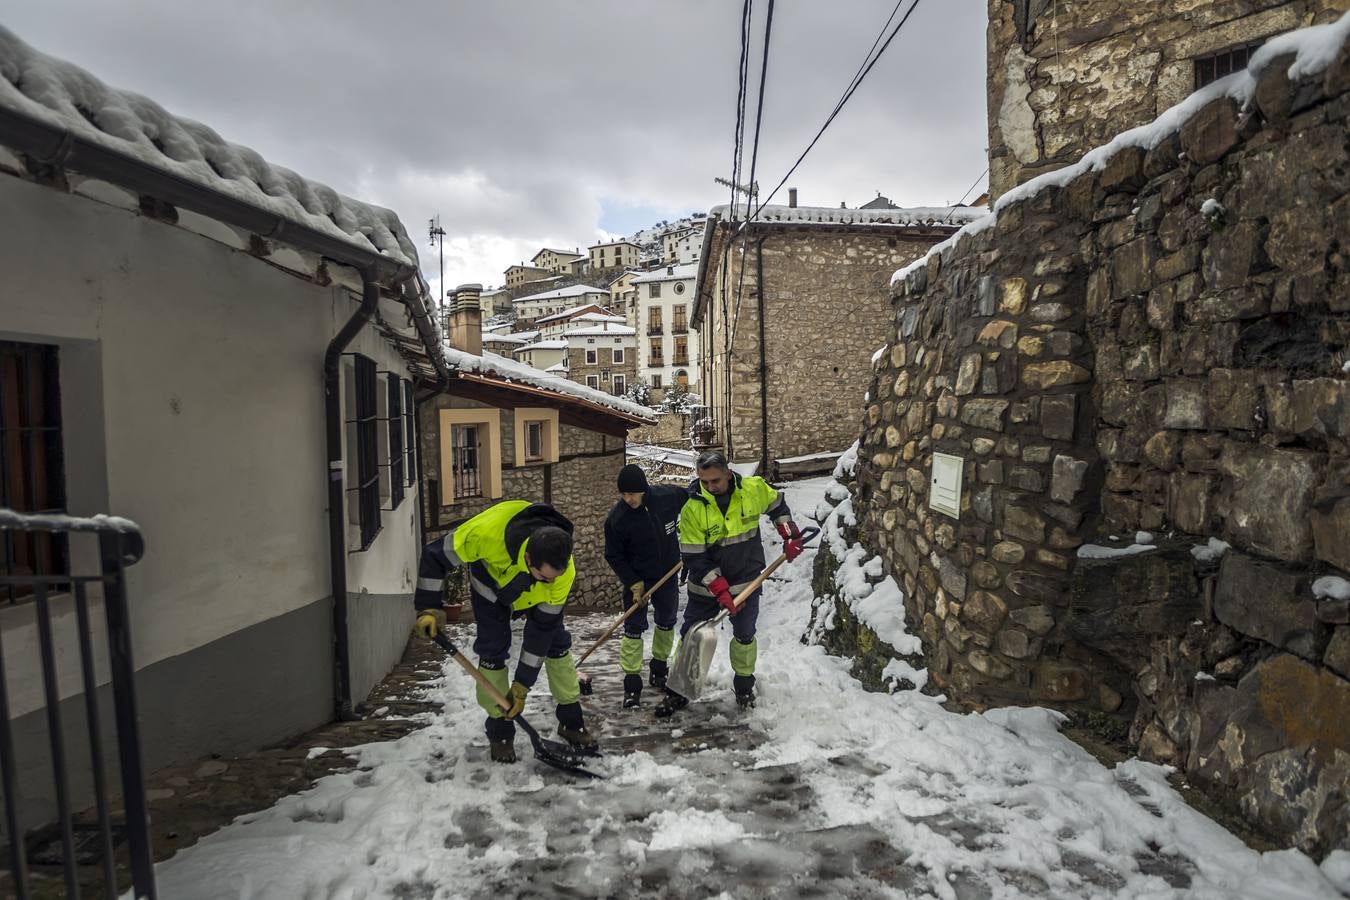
[952,166,989,207]
[750,0,924,219]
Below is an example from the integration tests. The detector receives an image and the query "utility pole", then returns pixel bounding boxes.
[428,215,447,327]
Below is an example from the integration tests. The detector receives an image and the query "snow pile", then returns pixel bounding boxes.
[1077,542,1158,560]
[0,27,417,267]
[1190,537,1232,562]
[890,12,1350,291]
[442,345,653,420]
[1312,576,1350,602]
[513,284,610,304]
[0,509,140,533]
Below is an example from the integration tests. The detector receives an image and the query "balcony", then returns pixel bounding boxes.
[672,325,688,335]
[647,325,663,336]
[673,356,689,366]
[650,357,665,367]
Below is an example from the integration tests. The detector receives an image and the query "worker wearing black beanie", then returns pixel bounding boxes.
[602,462,688,708]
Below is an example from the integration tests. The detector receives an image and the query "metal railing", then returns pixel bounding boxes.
[0,510,156,899]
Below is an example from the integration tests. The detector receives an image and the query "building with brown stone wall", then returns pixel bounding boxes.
[690,203,983,475]
[987,0,1347,199]
[835,19,1350,856]
[563,321,639,398]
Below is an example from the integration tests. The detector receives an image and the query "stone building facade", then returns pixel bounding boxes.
[565,328,639,397]
[691,204,981,475]
[843,25,1350,855]
[987,0,1347,199]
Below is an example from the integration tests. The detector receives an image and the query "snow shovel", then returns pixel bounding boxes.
[576,561,683,696]
[667,526,820,702]
[431,633,603,779]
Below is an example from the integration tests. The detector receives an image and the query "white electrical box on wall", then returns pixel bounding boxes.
[930,452,963,519]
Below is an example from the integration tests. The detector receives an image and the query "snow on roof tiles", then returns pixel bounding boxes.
[442,345,651,420]
[563,324,636,338]
[514,339,569,352]
[631,263,699,284]
[513,284,611,304]
[0,26,419,267]
[709,203,987,228]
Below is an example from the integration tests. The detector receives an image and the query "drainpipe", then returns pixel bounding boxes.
[756,232,771,477]
[323,272,381,721]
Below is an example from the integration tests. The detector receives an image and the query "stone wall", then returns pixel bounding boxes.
[627,411,690,447]
[700,228,942,467]
[987,0,1345,199]
[418,392,627,609]
[853,33,1349,855]
[565,344,638,397]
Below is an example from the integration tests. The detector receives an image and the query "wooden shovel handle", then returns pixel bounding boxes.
[728,525,821,613]
[433,633,511,712]
[575,560,683,670]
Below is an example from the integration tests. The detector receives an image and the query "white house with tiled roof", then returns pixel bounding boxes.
[513,283,611,326]
[530,247,585,273]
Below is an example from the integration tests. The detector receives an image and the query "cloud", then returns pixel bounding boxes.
[2,0,989,291]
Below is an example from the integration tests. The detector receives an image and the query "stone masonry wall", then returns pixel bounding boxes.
[858,34,1350,855]
[987,0,1345,199]
[565,344,638,398]
[418,393,627,610]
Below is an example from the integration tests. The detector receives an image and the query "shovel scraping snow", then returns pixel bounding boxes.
[667,526,819,702]
[432,633,603,778]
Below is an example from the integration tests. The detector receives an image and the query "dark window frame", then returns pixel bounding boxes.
[0,340,67,603]
[1194,40,1263,89]
[353,355,381,550]
[387,374,404,509]
[403,380,416,488]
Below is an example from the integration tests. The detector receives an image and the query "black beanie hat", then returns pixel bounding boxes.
[618,464,648,493]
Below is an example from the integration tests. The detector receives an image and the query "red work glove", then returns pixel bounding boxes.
[777,521,804,562]
[709,576,738,616]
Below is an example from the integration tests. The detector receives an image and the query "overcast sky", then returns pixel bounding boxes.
[1,0,989,294]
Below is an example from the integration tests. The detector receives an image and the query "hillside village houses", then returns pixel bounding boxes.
[534,303,612,338]
[588,238,641,272]
[0,24,657,838]
[530,246,585,273]
[503,262,549,290]
[631,263,699,397]
[512,283,610,326]
[662,225,702,264]
[607,268,642,315]
[512,337,570,372]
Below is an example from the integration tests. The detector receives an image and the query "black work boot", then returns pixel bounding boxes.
[623,673,643,709]
[649,659,669,690]
[734,674,756,711]
[654,690,689,718]
[485,717,516,763]
[556,703,600,754]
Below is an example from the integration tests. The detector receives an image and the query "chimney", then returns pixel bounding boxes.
[840,201,847,209]
[788,187,797,208]
[448,283,483,356]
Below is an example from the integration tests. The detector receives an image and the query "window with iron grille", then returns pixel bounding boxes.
[353,355,381,549]
[451,424,482,499]
[525,420,544,461]
[0,341,67,603]
[1194,41,1263,89]
[387,375,404,509]
[403,380,416,487]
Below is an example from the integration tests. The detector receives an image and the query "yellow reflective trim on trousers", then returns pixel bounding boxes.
[545,655,580,704]
[619,635,644,674]
[477,664,510,718]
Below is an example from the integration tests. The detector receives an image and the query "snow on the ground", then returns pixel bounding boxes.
[1190,537,1232,562]
[1313,576,1350,602]
[149,477,1345,899]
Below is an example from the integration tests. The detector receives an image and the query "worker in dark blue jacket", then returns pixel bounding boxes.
[603,464,688,708]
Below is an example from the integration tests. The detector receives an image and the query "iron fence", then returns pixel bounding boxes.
[0,509,155,899]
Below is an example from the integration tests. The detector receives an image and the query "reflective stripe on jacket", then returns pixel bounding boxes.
[678,473,791,593]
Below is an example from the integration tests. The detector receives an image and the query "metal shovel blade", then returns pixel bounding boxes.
[515,717,604,779]
[666,614,723,700]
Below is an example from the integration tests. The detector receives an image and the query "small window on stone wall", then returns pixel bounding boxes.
[1194,41,1263,90]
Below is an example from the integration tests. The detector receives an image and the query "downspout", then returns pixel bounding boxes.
[756,232,771,477]
[323,272,381,721]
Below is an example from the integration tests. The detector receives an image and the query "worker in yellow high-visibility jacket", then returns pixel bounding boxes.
[413,500,596,763]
